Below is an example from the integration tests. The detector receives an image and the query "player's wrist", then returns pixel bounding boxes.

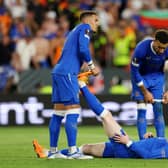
[88,61,95,70]
[137,81,143,87]
[126,140,133,148]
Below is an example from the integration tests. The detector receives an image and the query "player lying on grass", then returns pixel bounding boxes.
[33,75,168,159]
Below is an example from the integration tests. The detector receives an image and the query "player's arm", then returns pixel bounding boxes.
[139,85,154,103]
[131,47,153,103]
[163,55,168,104]
[162,91,168,104]
[78,25,99,76]
[131,55,143,86]
[163,50,168,71]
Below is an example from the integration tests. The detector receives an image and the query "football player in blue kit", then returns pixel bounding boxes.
[33,77,168,159]
[48,11,99,159]
[131,29,168,139]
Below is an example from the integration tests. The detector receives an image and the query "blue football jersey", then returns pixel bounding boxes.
[129,137,168,158]
[52,23,93,75]
[131,38,168,85]
[110,137,168,159]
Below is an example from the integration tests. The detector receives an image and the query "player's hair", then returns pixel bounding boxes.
[155,29,168,44]
[79,10,97,21]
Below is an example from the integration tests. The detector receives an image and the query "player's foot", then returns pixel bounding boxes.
[32,139,48,158]
[47,151,67,159]
[67,151,94,159]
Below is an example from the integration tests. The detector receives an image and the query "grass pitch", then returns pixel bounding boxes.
[0,125,168,168]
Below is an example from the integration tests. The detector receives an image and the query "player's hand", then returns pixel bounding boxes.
[143,132,154,139]
[113,134,130,145]
[144,90,154,103]
[91,67,99,76]
[162,91,168,104]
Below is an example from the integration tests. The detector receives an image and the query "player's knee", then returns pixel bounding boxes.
[137,103,146,110]
[153,102,162,113]
[49,114,63,132]
[66,108,81,115]
[65,113,79,129]
[54,110,66,116]
[157,116,164,122]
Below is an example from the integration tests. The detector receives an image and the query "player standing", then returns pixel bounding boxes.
[131,29,168,139]
[48,11,99,159]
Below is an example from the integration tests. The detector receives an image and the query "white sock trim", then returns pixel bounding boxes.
[53,110,65,116]
[69,146,77,154]
[78,80,86,88]
[50,147,58,153]
[137,103,146,110]
[100,109,109,118]
[66,108,81,115]
[78,145,83,154]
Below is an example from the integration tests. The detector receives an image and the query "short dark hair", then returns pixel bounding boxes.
[79,10,97,21]
[155,29,168,44]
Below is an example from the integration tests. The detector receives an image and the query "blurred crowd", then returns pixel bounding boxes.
[0,0,168,94]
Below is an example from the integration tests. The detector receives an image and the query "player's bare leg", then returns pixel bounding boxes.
[78,74,123,138]
[80,143,105,157]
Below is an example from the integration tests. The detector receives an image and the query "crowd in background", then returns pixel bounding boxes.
[0,0,168,94]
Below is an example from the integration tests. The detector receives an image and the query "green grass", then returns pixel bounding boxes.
[0,126,168,168]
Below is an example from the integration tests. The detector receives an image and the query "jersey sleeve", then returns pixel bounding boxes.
[165,49,168,60]
[131,41,147,86]
[78,25,92,63]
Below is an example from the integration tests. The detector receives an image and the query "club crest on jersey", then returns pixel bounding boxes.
[84,29,90,39]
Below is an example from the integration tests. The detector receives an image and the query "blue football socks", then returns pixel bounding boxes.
[65,114,79,147]
[80,86,104,116]
[137,109,147,140]
[153,102,165,137]
[49,114,63,149]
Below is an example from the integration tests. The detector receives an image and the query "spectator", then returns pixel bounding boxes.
[112,19,136,71]
[109,75,130,94]
[12,33,35,71]
[40,10,58,40]
[0,33,19,93]
[31,30,50,69]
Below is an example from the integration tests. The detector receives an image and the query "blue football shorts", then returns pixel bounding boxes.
[102,141,115,158]
[103,140,137,158]
[131,75,164,101]
[51,73,80,105]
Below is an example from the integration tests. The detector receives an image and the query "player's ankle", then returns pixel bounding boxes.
[78,145,84,154]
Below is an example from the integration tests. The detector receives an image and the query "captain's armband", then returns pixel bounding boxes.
[132,58,139,67]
